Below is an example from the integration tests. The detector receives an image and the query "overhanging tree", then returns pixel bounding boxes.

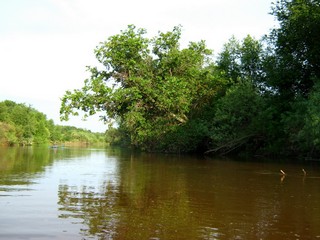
[60,25,216,150]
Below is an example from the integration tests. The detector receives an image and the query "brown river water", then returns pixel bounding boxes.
[0,146,319,240]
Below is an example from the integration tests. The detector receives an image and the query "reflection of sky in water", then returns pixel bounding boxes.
[52,151,119,188]
[0,149,119,239]
[53,151,121,239]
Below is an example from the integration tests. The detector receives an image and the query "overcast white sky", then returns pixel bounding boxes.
[0,0,276,132]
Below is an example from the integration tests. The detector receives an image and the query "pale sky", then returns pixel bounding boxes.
[0,0,276,132]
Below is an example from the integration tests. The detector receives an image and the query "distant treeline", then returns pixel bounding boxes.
[0,100,105,146]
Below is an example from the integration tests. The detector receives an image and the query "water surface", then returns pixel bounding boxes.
[0,146,319,239]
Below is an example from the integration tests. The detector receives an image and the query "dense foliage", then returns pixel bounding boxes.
[0,100,104,146]
[60,0,320,157]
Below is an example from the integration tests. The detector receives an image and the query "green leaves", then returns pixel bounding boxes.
[59,15,320,156]
[60,25,216,150]
[217,35,263,85]
[95,25,149,78]
[269,0,320,97]
[210,82,264,145]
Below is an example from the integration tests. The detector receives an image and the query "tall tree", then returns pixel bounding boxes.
[259,0,320,156]
[60,25,215,150]
[267,0,320,98]
[216,35,264,85]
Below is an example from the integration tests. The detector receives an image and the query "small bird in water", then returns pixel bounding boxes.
[302,168,307,176]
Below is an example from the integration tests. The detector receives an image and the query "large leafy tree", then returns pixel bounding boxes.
[205,35,267,154]
[261,0,320,156]
[60,25,215,150]
[216,35,264,86]
[267,0,320,98]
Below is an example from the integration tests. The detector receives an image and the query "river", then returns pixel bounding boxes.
[0,146,319,239]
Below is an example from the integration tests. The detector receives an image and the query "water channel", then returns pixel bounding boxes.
[0,146,319,239]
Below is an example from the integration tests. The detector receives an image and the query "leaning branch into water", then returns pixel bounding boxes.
[204,134,255,155]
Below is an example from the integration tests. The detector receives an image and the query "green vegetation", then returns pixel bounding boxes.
[0,100,105,146]
[57,0,320,157]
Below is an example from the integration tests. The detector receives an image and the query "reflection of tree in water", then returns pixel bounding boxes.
[0,146,93,176]
[0,146,94,192]
[56,154,320,240]
[58,181,120,239]
[0,146,56,191]
[56,155,206,240]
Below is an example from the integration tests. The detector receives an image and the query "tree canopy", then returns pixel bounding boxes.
[61,25,218,150]
[60,0,320,157]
